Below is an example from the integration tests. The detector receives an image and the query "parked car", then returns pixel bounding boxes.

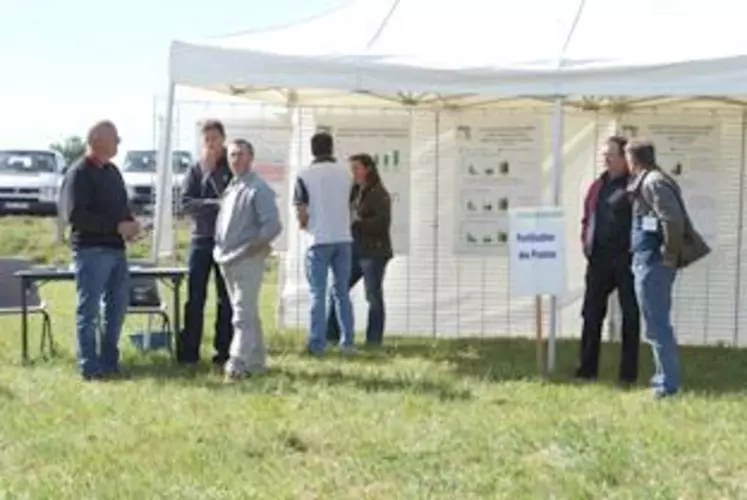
[0,149,66,215]
[121,150,192,214]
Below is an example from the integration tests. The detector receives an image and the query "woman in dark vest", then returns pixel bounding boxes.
[327,153,393,346]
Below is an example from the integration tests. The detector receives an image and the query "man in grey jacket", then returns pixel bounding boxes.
[214,139,282,381]
[626,138,685,398]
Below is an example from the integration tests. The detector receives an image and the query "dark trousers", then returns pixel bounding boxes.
[177,237,233,364]
[327,256,388,345]
[578,253,640,382]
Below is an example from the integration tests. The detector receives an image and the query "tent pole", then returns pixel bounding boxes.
[547,96,564,373]
[152,81,176,263]
[431,110,441,338]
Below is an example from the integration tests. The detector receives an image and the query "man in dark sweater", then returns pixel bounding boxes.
[61,120,141,380]
[577,136,640,385]
[177,120,233,367]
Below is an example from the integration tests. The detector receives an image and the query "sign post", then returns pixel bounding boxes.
[508,207,566,374]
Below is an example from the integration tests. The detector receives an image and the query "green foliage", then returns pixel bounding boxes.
[49,136,86,164]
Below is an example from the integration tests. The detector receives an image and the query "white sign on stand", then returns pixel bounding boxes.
[509,207,566,297]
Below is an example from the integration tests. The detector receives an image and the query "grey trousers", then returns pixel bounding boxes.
[219,253,268,374]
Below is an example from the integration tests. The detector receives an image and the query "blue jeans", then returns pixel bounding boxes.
[327,256,388,345]
[306,242,354,353]
[73,247,129,377]
[633,259,680,394]
[178,237,232,364]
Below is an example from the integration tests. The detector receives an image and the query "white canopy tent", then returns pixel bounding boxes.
[154,0,747,370]
[167,0,747,103]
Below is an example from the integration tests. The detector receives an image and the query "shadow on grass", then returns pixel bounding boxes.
[117,356,472,401]
[29,334,747,397]
[380,336,747,395]
[0,384,15,400]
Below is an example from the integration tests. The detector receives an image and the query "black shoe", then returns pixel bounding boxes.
[573,369,597,382]
[302,347,324,358]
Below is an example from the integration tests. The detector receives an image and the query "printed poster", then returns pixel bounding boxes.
[314,115,411,255]
[196,118,292,250]
[454,117,544,255]
[620,120,720,246]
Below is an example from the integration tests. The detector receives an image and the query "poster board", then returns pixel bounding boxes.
[453,117,544,255]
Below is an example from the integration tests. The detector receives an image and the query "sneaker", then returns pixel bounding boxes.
[653,387,678,399]
[340,345,357,357]
[302,347,324,358]
[223,368,245,384]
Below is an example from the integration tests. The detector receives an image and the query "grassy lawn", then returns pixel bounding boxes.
[1,217,747,499]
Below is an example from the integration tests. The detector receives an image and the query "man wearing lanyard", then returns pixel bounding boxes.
[177,120,233,368]
[626,139,686,398]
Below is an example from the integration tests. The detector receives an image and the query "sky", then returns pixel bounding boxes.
[0,0,338,152]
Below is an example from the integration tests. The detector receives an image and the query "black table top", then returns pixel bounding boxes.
[14,266,188,281]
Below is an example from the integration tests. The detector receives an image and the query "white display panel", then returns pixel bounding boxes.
[453,118,544,255]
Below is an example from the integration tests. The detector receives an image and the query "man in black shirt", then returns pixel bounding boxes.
[61,120,141,380]
[577,136,640,385]
[177,120,233,367]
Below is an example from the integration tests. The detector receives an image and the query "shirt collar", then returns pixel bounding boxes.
[231,169,255,185]
[86,155,107,167]
[312,155,336,164]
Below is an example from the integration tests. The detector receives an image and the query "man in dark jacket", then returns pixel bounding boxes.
[327,153,393,346]
[177,120,233,367]
[62,120,142,380]
[577,136,640,384]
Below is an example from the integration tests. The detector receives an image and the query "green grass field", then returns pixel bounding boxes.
[1,217,747,499]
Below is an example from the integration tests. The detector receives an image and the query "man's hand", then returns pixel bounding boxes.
[296,204,309,229]
[662,258,678,269]
[117,220,141,240]
[247,242,272,258]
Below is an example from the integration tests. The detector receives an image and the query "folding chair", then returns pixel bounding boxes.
[0,258,55,357]
[125,261,173,354]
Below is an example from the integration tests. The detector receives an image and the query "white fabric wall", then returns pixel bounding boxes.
[278,106,747,347]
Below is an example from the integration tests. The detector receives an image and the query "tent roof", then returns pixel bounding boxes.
[170,0,747,107]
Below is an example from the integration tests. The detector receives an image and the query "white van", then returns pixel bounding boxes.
[0,149,66,215]
[121,150,192,214]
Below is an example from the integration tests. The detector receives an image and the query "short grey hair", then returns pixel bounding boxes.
[625,138,656,167]
[86,120,117,145]
[230,138,254,156]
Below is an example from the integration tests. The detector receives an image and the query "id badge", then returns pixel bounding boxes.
[642,216,658,232]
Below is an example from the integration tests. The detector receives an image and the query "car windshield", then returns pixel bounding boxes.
[0,150,57,173]
[123,150,193,173]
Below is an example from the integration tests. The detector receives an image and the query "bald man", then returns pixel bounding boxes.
[60,121,141,380]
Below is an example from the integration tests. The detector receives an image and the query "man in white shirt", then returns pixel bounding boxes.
[293,132,355,355]
[214,139,282,381]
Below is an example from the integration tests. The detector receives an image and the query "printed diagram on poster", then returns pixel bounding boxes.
[314,115,411,255]
[508,207,566,297]
[454,119,543,255]
[623,120,720,246]
[197,118,292,250]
